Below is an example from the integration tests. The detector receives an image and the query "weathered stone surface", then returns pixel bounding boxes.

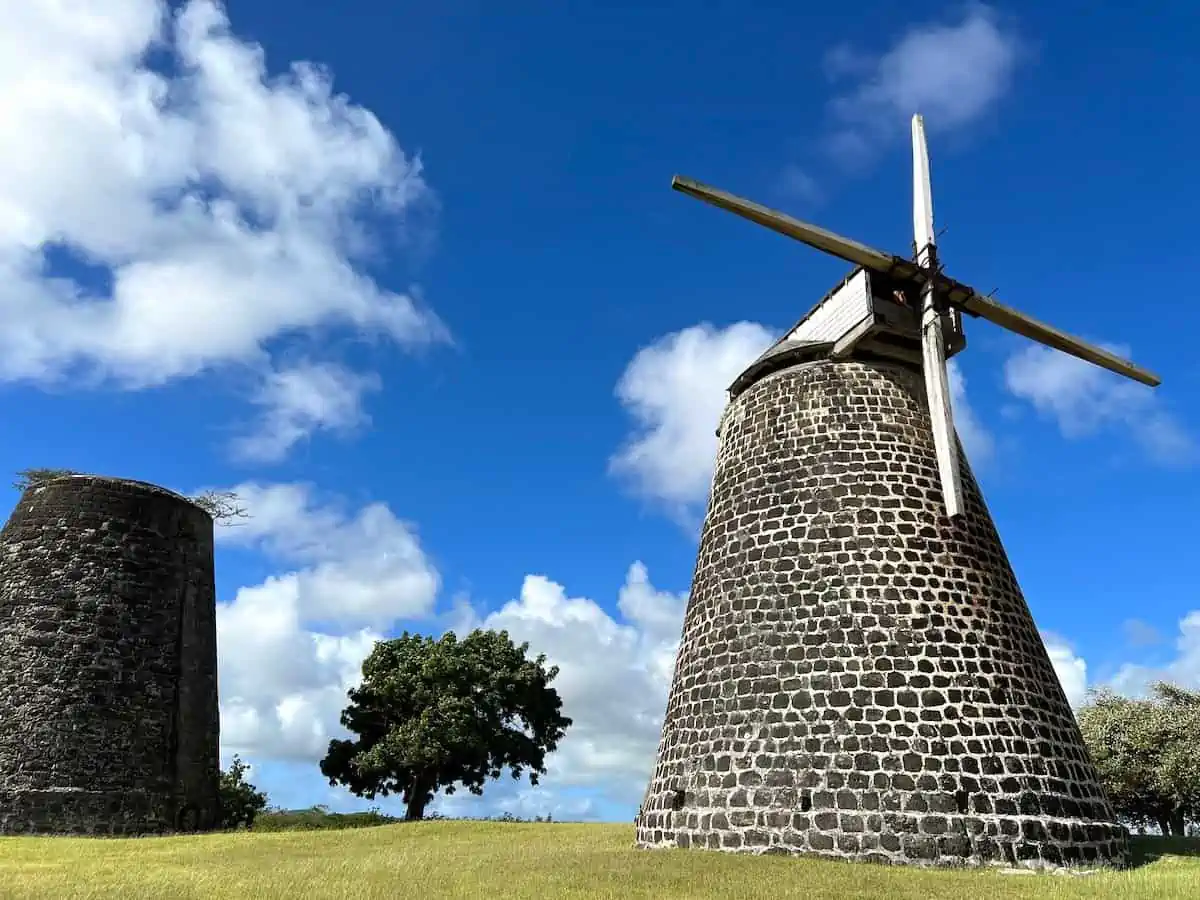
[634,356,1127,870]
[0,475,220,835]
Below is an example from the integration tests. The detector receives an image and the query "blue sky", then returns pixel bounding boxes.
[1,0,1196,823]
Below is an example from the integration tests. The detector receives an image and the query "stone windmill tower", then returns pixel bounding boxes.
[635,116,1160,870]
[0,475,221,835]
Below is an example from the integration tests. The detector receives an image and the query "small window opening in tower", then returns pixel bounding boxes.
[955,790,969,814]
[800,791,812,812]
[670,789,686,811]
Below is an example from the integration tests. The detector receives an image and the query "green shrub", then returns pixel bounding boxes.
[219,756,269,830]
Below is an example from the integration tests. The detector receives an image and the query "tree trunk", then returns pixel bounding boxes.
[404,775,431,821]
[1168,811,1186,836]
[1156,815,1171,836]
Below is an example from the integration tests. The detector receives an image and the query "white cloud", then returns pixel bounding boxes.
[217,482,440,629]
[1042,631,1089,709]
[451,563,687,813]
[214,482,440,762]
[0,0,445,449]
[1108,611,1200,698]
[947,358,994,464]
[822,5,1022,165]
[232,362,381,462]
[610,323,999,517]
[610,322,775,516]
[1003,343,1193,465]
[218,601,381,763]
[218,540,686,818]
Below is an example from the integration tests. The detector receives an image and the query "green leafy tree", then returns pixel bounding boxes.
[320,629,572,821]
[219,755,269,829]
[1078,681,1200,835]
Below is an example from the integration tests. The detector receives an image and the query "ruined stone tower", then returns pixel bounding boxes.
[0,475,221,835]
[634,339,1128,869]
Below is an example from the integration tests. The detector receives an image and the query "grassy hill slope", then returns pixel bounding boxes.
[0,822,1196,899]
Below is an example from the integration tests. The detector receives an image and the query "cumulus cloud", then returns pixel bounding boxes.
[946,358,994,464]
[0,0,445,453]
[610,322,999,518]
[232,362,381,462]
[217,507,688,819]
[1108,611,1200,698]
[1041,631,1089,709]
[449,562,687,815]
[213,482,440,762]
[822,5,1022,166]
[610,322,775,517]
[216,482,440,629]
[1003,343,1193,465]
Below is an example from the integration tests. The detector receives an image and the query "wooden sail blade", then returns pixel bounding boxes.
[911,114,961,517]
[671,175,917,279]
[955,290,1162,387]
[920,288,964,519]
[911,114,936,257]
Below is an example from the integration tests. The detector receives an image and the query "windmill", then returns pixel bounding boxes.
[634,115,1138,869]
[671,114,1161,517]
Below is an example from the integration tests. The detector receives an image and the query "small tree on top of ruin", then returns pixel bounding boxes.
[12,468,249,527]
[12,468,80,491]
[190,490,249,526]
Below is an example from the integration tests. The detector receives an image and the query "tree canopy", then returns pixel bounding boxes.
[319,629,572,821]
[1078,681,1200,836]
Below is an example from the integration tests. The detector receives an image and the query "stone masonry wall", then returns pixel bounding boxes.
[634,357,1128,869]
[0,476,221,835]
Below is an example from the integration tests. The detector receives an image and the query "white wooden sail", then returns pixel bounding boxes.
[912,114,964,519]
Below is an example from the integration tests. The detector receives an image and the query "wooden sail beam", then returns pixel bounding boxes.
[912,114,964,519]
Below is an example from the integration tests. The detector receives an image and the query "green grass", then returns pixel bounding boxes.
[0,823,1197,900]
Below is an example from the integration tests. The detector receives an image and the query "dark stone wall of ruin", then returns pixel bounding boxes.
[0,476,220,835]
[635,357,1127,870]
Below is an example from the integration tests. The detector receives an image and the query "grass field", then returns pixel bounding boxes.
[0,823,1197,900]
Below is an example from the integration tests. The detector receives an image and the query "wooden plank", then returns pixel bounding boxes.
[921,302,965,519]
[955,289,1161,387]
[858,339,923,367]
[912,113,963,519]
[790,269,874,344]
[831,315,878,359]
[671,176,919,279]
[911,115,936,254]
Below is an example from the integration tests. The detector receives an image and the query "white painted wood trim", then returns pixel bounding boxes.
[831,315,878,359]
[921,295,964,519]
